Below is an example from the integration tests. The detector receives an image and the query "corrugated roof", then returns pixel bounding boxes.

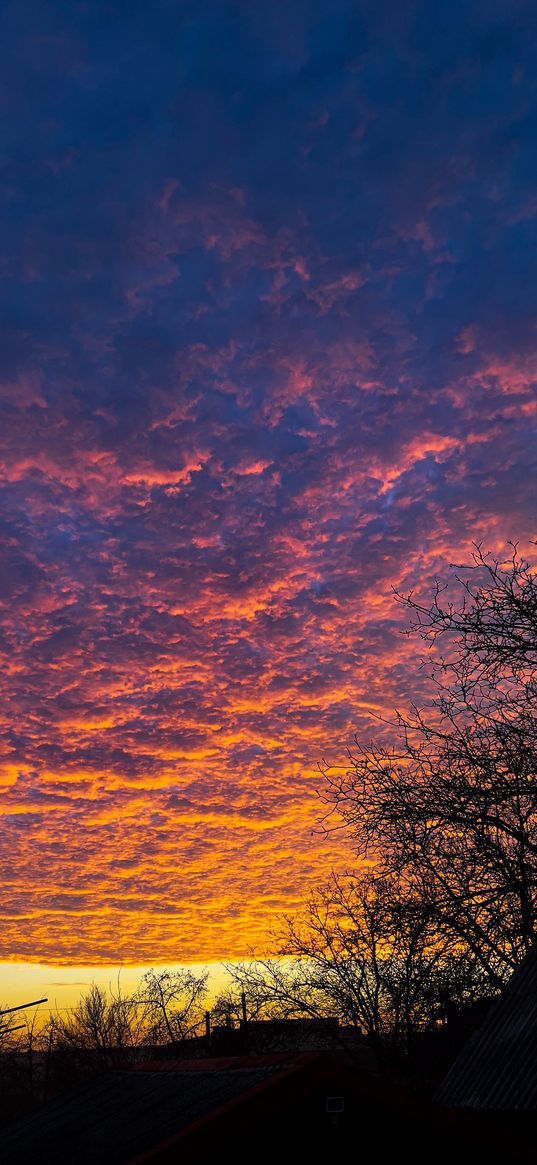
[437,943,537,1111]
[1,1051,535,1164]
[0,1064,281,1165]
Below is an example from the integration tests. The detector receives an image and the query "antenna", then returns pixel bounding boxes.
[0,998,48,1034]
[0,998,48,1018]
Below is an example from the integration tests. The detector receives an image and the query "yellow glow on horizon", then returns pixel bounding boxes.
[0,962,232,1016]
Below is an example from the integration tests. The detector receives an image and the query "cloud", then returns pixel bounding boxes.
[0,0,536,963]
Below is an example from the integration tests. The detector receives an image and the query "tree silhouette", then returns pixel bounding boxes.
[226,873,487,1074]
[137,967,209,1047]
[324,545,537,984]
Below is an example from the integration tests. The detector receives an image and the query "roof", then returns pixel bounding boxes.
[437,943,537,1111]
[0,1060,284,1165]
[0,1050,534,1164]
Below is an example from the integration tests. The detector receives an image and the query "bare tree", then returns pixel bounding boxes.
[401,542,537,690]
[324,545,537,986]
[137,968,209,1048]
[51,982,146,1073]
[210,986,266,1029]
[226,873,487,1074]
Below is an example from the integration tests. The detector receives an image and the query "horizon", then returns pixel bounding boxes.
[0,961,234,1016]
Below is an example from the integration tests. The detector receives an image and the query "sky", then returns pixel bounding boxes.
[1,0,537,978]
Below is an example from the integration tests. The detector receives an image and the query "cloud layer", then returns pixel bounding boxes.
[1,0,537,962]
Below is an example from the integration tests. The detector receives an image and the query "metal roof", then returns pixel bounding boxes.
[0,1063,282,1165]
[436,944,537,1111]
[1,1050,535,1164]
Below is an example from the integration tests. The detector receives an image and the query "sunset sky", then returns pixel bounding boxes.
[2,1,537,984]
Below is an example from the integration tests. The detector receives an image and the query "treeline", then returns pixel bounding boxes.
[0,969,211,1120]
